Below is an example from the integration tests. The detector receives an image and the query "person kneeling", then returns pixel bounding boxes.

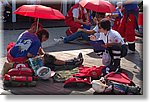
[90,18,127,74]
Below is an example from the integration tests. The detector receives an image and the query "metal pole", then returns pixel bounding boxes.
[62,0,67,16]
[12,0,16,23]
[36,18,40,33]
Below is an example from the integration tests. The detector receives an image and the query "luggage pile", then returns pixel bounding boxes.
[3,62,38,87]
[63,65,141,95]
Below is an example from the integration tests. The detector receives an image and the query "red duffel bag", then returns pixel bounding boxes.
[7,67,33,76]
[4,74,33,82]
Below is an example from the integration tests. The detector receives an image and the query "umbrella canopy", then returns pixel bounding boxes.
[14,5,65,20]
[79,0,116,13]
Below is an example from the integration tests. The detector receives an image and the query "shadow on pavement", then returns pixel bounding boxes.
[86,51,101,58]
[124,50,143,69]
[44,42,92,52]
[3,79,72,95]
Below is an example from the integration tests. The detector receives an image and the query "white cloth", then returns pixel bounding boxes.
[72,7,87,18]
[96,29,125,45]
[93,25,99,33]
[93,25,101,40]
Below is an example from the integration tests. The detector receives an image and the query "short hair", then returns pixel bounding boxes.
[95,12,106,19]
[36,29,49,42]
[98,18,111,31]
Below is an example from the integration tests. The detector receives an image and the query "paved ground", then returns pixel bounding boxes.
[0,27,143,95]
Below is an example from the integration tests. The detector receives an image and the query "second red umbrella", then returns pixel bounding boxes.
[79,0,116,13]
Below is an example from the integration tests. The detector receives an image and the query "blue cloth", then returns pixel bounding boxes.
[89,40,105,52]
[112,7,123,19]
[83,25,91,30]
[123,1,138,11]
[10,31,41,58]
[64,31,89,43]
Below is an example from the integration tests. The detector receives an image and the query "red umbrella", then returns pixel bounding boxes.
[13,5,65,20]
[79,0,116,13]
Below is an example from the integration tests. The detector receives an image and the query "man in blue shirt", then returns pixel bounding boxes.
[7,29,49,63]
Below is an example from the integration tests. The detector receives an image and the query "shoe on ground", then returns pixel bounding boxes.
[77,52,83,59]
[74,53,84,66]
[54,36,65,43]
[66,53,83,66]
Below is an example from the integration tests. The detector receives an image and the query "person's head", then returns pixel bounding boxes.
[95,12,106,22]
[29,22,43,33]
[116,2,123,9]
[36,29,49,42]
[98,18,111,33]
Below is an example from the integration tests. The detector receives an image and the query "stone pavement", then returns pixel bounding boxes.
[0,27,143,95]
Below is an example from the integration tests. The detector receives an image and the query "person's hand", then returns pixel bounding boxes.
[89,35,96,41]
[93,17,98,25]
[84,21,91,26]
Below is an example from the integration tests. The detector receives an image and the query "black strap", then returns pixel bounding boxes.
[107,33,109,44]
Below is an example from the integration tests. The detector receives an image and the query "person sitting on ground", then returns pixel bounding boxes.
[90,18,127,73]
[65,3,91,36]
[56,12,105,43]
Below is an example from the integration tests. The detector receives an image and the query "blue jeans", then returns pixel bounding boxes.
[64,31,90,43]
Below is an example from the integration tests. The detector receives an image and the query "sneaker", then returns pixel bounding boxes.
[74,53,84,66]
[54,36,65,43]
[77,52,83,59]
[128,49,135,54]
[60,36,65,40]
[65,53,83,66]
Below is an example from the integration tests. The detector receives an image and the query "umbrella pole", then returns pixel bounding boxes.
[36,18,40,33]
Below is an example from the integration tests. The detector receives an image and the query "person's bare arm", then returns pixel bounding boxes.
[77,28,96,35]
[38,47,45,55]
[74,18,90,26]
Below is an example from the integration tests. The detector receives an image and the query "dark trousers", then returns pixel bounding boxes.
[107,45,122,69]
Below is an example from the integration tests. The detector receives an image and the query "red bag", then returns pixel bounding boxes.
[7,67,33,76]
[73,66,105,79]
[3,74,37,87]
[64,66,105,88]
[64,77,91,88]
[7,62,33,76]
[3,63,37,87]
[13,63,29,68]
[4,74,33,82]
[104,72,135,86]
